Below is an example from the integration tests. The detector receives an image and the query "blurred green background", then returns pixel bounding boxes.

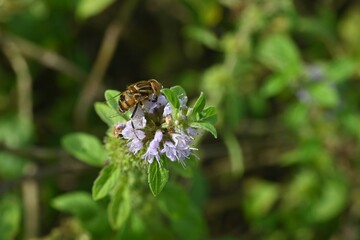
[1,0,360,239]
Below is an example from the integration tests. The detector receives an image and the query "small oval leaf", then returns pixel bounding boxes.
[61,133,106,166]
[108,185,131,229]
[92,163,121,200]
[192,92,206,117]
[148,159,169,196]
[190,121,217,138]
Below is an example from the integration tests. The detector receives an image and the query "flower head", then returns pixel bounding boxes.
[113,91,199,166]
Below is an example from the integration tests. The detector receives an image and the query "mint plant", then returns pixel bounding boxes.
[89,84,217,229]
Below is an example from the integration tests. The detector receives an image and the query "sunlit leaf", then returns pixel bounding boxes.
[161,88,179,109]
[170,85,186,98]
[76,0,116,19]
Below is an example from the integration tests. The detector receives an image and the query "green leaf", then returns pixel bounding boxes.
[0,195,21,240]
[94,102,127,127]
[243,180,279,220]
[0,152,28,180]
[158,182,205,239]
[200,106,217,124]
[257,34,301,75]
[284,103,308,129]
[190,121,217,138]
[169,155,197,178]
[0,115,33,147]
[61,133,106,166]
[309,83,339,107]
[192,92,206,117]
[170,85,186,98]
[325,58,356,83]
[148,159,169,196]
[76,0,116,19]
[161,88,179,109]
[224,132,244,175]
[184,25,218,49]
[311,179,347,222]
[260,74,289,97]
[52,192,99,221]
[108,185,131,229]
[105,89,121,112]
[92,163,121,200]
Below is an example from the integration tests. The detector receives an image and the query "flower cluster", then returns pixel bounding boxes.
[114,94,198,165]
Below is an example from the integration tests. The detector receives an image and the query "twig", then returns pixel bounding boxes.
[1,38,33,120]
[0,160,94,196]
[22,164,39,239]
[1,37,40,238]
[0,32,87,82]
[0,143,69,163]
[74,0,139,129]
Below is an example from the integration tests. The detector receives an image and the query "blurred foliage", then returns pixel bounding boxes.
[1,0,360,239]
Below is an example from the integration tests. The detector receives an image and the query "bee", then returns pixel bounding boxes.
[118,79,163,118]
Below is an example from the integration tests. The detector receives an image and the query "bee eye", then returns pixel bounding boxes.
[120,95,126,101]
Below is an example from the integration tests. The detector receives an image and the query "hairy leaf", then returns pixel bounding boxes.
[61,133,106,166]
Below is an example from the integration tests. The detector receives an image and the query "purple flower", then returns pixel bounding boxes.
[128,138,144,154]
[122,119,146,140]
[161,131,197,165]
[186,127,198,137]
[305,64,324,82]
[161,141,178,161]
[120,117,146,154]
[144,95,167,114]
[163,94,188,117]
[179,94,188,109]
[163,103,172,117]
[142,130,163,163]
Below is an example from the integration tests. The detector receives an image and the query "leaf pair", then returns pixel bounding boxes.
[190,92,218,138]
[161,86,218,138]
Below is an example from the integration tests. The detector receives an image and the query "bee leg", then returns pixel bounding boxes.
[131,120,140,140]
[131,102,139,119]
[151,94,158,102]
[131,103,140,140]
